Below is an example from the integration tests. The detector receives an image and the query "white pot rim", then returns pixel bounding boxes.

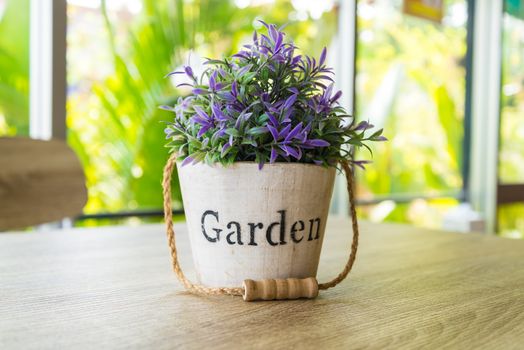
[177,160,337,171]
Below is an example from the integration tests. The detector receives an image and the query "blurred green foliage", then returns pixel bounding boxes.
[0,0,30,135]
[498,202,524,239]
[67,0,337,214]
[355,0,466,227]
[499,13,524,183]
[497,12,524,239]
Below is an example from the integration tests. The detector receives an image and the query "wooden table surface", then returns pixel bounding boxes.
[1,218,523,349]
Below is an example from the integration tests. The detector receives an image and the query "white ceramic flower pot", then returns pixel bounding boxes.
[177,162,336,287]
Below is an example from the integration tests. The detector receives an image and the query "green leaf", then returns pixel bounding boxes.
[210,129,223,146]
[225,128,240,136]
[221,143,233,157]
[247,126,268,135]
[257,113,269,124]
[241,72,257,82]
[204,59,228,66]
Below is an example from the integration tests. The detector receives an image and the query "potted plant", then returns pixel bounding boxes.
[161,22,385,298]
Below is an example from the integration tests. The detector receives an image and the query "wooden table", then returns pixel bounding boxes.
[1,218,523,349]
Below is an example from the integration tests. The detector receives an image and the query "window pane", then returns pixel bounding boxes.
[0,0,30,136]
[499,11,524,184]
[355,0,468,227]
[67,0,338,216]
[67,2,141,214]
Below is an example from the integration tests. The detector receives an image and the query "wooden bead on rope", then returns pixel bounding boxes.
[242,277,319,301]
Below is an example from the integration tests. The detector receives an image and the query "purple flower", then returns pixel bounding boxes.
[291,55,302,66]
[324,84,334,101]
[181,156,195,167]
[231,81,238,97]
[270,147,278,163]
[209,71,217,89]
[277,124,292,140]
[191,105,215,137]
[280,144,301,160]
[283,93,297,110]
[236,64,253,78]
[192,88,207,95]
[284,122,303,142]
[275,36,283,52]
[190,114,207,125]
[218,67,227,77]
[193,105,210,122]
[319,47,327,67]
[268,24,278,42]
[217,91,236,102]
[258,19,270,29]
[304,139,330,148]
[200,124,214,138]
[355,121,374,131]
[184,66,195,80]
[267,124,279,141]
[267,112,279,127]
[330,90,342,104]
[165,70,185,78]
[258,45,269,55]
[164,127,175,139]
[211,102,231,122]
[232,51,250,60]
[221,142,232,156]
[353,160,372,170]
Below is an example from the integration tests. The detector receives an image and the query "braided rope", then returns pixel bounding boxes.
[318,160,359,290]
[162,154,243,296]
[162,153,359,297]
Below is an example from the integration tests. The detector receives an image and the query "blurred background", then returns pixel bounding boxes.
[0,0,523,238]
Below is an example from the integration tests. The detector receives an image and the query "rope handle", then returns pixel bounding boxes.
[162,153,359,301]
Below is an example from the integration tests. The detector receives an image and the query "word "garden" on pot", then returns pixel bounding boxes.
[200,209,322,246]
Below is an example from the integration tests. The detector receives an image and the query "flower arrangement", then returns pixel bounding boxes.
[162,21,385,169]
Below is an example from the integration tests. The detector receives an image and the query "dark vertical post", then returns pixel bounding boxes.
[462,0,476,202]
[52,0,67,139]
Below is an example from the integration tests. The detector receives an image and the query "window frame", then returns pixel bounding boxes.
[29,0,66,140]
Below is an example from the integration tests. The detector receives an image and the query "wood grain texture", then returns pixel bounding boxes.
[0,137,87,230]
[0,219,523,349]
